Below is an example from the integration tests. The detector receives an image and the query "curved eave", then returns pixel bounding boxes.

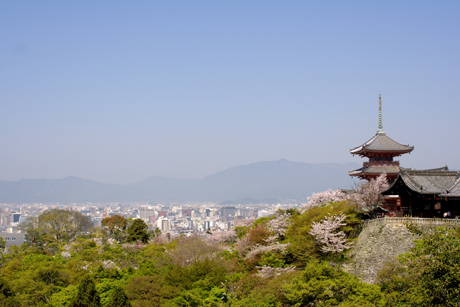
[400,173,425,193]
[350,146,364,154]
[348,169,363,176]
[382,174,403,195]
[381,173,422,195]
[384,169,460,196]
[350,132,414,156]
[442,175,460,197]
[350,148,414,157]
[349,166,400,177]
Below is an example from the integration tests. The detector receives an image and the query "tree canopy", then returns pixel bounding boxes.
[69,275,100,307]
[20,209,93,245]
[3,194,460,306]
[126,219,149,243]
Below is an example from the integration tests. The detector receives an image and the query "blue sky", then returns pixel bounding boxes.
[1,1,459,184]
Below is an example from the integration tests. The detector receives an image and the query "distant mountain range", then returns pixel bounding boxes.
[0,160,359,204]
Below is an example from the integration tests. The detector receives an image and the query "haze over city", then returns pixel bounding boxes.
[1,1,459,185]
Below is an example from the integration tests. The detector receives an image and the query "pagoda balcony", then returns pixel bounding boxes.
[363,161,400,168]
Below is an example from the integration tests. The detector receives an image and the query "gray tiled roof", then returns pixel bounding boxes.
[441,177,460,197]
[350,131,414,155]
[395,169,460,196]
[349,165,400,176]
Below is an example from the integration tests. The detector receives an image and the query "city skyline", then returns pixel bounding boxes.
[1,1,459,184]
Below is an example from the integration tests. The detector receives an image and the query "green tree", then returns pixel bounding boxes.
[126,219,149,243]
[286,201,362,263]
[50,285,78,307]
[259,252,286,268]
[149,227,161,237]
[0,278,20,307]
[125,275,179,307]
[378,225,460,307]
[19,218,54,248]
[106,286,131,307]
[234,226,249,239]
[0,237,6,253]
[101,215,129,243]
[20,209,93,245]
[69,275,101,307]
[281,261,386,306]
[101,215,127,233]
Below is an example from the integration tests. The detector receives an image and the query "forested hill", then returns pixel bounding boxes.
[2,201,459,306]
[0,160,359,203]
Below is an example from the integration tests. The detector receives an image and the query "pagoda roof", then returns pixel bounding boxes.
[383,167,460,197]
[350,131,414,156]
[349,165,400,177]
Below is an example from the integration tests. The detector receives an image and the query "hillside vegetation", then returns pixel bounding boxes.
[1,176,459,306]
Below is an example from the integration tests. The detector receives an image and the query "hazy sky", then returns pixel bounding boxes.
[1,1,459,184]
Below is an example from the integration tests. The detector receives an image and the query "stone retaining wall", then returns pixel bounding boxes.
[342,217,459,284]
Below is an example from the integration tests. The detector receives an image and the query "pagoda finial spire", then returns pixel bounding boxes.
[378,93,384,133]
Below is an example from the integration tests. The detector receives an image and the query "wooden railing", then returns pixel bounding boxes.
[362,217,460,227]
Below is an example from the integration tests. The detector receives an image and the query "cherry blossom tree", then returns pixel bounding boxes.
[234,236,252,257]
[204,230,237,245]
[309,213,353,254]
[302,189,349,211]
[100,260,119,270]
[244,242,290,260]
[267,212,291,238]
[351,173,389,215]
[234,218,254,227]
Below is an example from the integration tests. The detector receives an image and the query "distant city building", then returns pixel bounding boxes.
[182,208,192,217]
[140,210,156,222]
[221,206,237,217]
[257,210,274,218]
[0,232,25,252]
[236,208,256,217]
[160,219,170,232]
[12,213,21,223]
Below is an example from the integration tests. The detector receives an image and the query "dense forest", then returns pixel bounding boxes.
[1,178,459,306]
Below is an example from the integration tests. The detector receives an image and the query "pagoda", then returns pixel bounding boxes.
[349,94,414,182]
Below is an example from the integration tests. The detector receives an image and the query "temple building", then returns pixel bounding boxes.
[382,167,460,218]
[349,94,414,183]
[348,94,460,218]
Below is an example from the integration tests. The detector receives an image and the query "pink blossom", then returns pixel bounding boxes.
[107,238,118,245]
[234,218,254,227]
[100,260,119,270]
[79,261,91,272]
[267,212,291,237]
[150,235,166,245]
[122,240,146,250]
[234,236,253,257]
[205,230,237,245]
[93,238,103,246]
[351,173,389,214]
[256,265,296,278]
[309,213,353,254]
[244,242,290,260]
[303,189,349,211]
[62,244,72,251]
